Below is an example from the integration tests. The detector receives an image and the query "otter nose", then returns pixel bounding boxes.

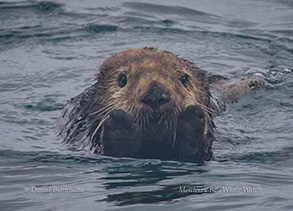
[141,85,169,110]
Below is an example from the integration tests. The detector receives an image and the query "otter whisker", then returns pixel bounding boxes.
[88,104,113,116]
[158,113,165,125]
[199,103,215,115]
[172,120,177,149]
[193,101,215,117]
[90,113,110,142]
[89,101,125,143]
[94,102,123,120]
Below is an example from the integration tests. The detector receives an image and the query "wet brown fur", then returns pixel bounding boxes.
[58,47,215,160]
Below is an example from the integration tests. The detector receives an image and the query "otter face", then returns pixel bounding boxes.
[97,48,210,131]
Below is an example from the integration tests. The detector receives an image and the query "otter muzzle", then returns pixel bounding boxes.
[141,85,170,110]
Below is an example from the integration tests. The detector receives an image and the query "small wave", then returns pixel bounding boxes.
[85,6,119,12]
[160,19,176,25]
[220,147,293,165]
[0,149,104,165]
[85,24,119,33]
[123,2,221,19]
[131,25,188,35]
[24,98,64,112]
[37,1,63,12]
[0,1,62,12]
[113,15,181,31]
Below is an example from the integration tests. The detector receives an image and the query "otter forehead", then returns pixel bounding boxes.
[128,59,184,80]
[100,47,186,76]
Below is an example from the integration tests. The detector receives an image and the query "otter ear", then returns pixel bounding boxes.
[143,47,158,52]
[96,66,107,81]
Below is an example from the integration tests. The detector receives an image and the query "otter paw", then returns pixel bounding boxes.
[101,109,142,157]
[175,105,206,160]
[178,105,205,138]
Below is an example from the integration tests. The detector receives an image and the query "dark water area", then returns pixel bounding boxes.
[0,0,293,210]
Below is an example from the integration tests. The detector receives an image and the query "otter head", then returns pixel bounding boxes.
[96,47,211,135]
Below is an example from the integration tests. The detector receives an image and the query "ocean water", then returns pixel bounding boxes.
[0,0,293,210]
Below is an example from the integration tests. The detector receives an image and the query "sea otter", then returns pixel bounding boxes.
[58,47,265,162]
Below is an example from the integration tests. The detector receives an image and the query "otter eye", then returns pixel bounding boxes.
[118,74,127,87]
[181,74,189,87]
